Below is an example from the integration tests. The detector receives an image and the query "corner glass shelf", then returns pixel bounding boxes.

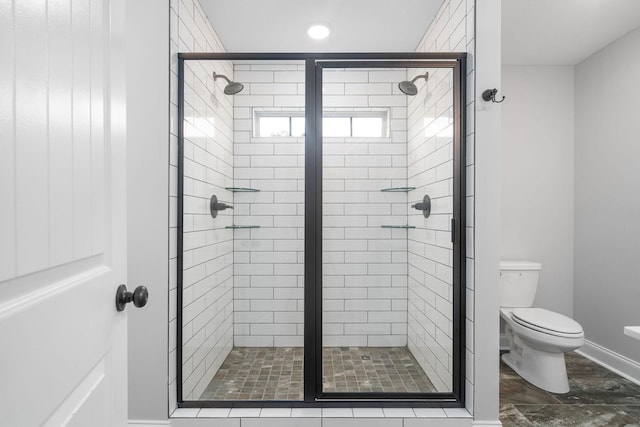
[225,225,261,229]
[381,225,416,229]
[225,187,260,192]
[380,187,416,192]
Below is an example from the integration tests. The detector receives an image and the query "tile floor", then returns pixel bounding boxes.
[500,351,640,426]
[322,346,436,393]
[200,347,303,400]
[200,346,435,400]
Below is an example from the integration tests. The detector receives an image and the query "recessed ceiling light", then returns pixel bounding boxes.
[307,24,330,40]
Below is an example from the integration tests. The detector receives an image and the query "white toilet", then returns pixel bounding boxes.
[500,260,584,393]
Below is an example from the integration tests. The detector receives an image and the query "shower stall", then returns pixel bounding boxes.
[177,53,466,407]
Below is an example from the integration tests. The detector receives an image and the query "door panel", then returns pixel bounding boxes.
[178,59,307,402]
[14,0,49,274]
[319,63,456,396]
[1,272,120,426]
[52,360,109,427]
[0,0,127,424]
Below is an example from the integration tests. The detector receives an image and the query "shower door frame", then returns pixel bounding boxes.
[176,52,467,408]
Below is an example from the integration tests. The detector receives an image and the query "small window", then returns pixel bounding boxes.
[255,112,305,137]
[291,117,305,137]
[323,111,389,137]
[254,109,389,138]
[323,117,351,137]
[352,116,385,137]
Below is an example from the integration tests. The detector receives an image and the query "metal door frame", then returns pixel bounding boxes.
[177,52,467,408]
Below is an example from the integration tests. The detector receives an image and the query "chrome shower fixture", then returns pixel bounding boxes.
[213,72,244,95]
[398,72,429,96]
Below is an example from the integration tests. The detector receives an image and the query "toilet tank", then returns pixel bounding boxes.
[500,260,542,307]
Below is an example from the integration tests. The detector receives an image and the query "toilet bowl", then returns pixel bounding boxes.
[500,261,584,393]
[501,307,584,393]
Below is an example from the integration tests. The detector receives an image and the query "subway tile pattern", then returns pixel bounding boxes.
[199,347,435,400]
[413,0,476,401]
[181,58,236,400]
[232,62,307,347]
[406,66,455,392]
[170,0,234,401]
[321,68,409,348]
[232,66,410,348]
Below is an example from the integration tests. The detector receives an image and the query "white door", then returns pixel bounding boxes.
[0,0,128,425]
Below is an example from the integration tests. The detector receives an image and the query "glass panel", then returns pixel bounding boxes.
[291,117,305,137]
[352,117,383,137]
[321,67,454,394]
[180,60,305,401]
[258,116,291,137]
[323,117,351,137]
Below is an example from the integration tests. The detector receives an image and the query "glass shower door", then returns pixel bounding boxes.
[318,62,459,396]
[176,53,466,406]
[179,58,306,402]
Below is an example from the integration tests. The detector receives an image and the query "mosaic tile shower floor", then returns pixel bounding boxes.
[199,346,436,400]
[500,351,640,426]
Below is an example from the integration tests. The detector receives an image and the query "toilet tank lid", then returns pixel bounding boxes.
[500,260,542,271]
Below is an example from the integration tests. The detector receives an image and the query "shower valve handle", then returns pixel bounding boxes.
[210,194,233,218]
[411,195,432,218]
[213,202,233,211]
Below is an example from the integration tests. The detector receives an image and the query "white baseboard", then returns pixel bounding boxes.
[472,422,502,426]
[576,339,640,386]
[129,421,169,427]
[499,333,509,350]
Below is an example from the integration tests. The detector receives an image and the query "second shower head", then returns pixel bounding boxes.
[213,72,244,95]
[398,72,429,96]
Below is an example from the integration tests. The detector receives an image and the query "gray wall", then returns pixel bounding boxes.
[473,0,502,421]
[574,26,640,360]
[126,0,169,420]
[501,66,575,317]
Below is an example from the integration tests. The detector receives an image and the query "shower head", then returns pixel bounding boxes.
[213,72,244,95]
[398,72,429,96]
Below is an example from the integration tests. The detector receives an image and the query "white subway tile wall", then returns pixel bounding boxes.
[231,62,306,347]
[231,66,412,348]
[413,0,476,402]
[321,69,409,348]
[406,66,454,391]
[171,0,234,401]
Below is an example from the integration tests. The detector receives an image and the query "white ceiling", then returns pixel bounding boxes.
[502,0,640,65]
[200,0,640,63]
[200,0,445,52]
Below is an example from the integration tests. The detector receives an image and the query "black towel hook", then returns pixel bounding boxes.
[482,88,505,103]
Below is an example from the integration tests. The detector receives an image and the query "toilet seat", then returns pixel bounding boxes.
[512,308,583,338]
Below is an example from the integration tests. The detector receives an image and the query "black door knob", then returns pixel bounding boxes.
[115,285,149,312]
